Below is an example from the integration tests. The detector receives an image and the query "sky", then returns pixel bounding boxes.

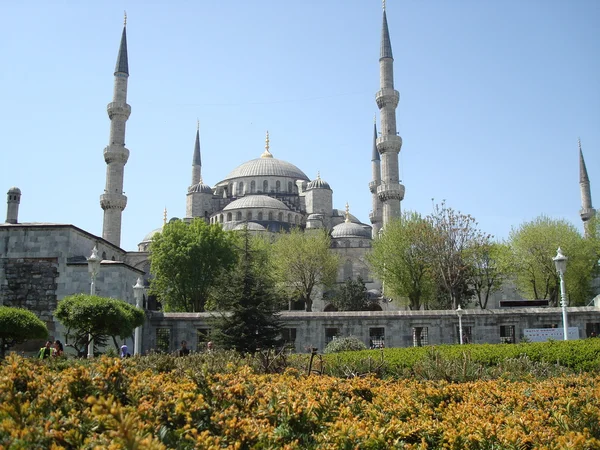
[1,0,598,252]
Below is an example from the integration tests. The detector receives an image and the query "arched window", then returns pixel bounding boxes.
[343,260,353,280]
[227,213,232,221]
[238,182,244,195]
[288,213,292,223]
[278,212,283,222]
[250,181,256,193]
[219,214,223,223]
[276,181,281,192]
[102,251,107,260]
[263,180,268,192]
[295,216,299,224]
[236,212,242,221]
[288,182,293,193]
[258,212,263,221]
[247,212,252,220]
[268,212,273,221]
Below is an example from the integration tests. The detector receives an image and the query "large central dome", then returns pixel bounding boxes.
[222,157,309,182]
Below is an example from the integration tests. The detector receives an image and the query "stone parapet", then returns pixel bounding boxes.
[100,193,128,210]
[106,102,131,120]
[377,183,405,202]
[103,146,130,164]
[375,88,399,109]
[376,135,402,154]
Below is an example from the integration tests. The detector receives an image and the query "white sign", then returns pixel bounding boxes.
[523,327,579,342]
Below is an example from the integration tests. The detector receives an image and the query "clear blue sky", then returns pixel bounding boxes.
[2,1,598,251]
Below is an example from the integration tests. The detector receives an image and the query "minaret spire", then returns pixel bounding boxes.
[191,123,202,185]
[100,18,132,247]
[578,138,595,237]
[375,3,404,229]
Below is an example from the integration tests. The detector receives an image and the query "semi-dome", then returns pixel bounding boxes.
[331,221,372,239]
[223,195,289,211]
[232,222,267,232]
[188,182,213,194]
[222,157,309,182]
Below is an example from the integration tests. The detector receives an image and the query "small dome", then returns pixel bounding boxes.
[188,182,213,194]
[7,187,21,194]
[140,227,162,244]
[223,195,289,211]
[233,222,267,232]
[306,176,331,190]
[331,222,372,239]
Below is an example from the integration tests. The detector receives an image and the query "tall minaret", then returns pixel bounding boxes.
[369,119,383,237]
[100,14,131,247]
[191,121,202,186]
[376,2,404,229]
[579,138,595,237]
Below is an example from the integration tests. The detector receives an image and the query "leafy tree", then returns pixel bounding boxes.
[210,228,282,354]
[509,215,599,306]
[272,229,339,312]
[467,242,511,309]
[324,336,367,353]
[368,213,437,310]
[427,201,491,309]
[149,218,237,312]
[328,277,377,311]
[0,307,48,358]
[55,294,144,354]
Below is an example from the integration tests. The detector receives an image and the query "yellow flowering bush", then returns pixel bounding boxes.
[0,353,599,449]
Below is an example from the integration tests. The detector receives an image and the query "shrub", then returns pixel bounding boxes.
[324,336,367,354]
[0,306,48,358]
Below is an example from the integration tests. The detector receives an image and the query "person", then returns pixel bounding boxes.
[38,341,52,359]
[590,331,597,338]
[206,341,213,352]
[178,340,190,356]
[120,342,128,358]
[52,340,64,357]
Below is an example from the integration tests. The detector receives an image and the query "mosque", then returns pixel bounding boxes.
[1,7,597,352]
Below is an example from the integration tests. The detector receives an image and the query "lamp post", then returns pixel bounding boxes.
[456,304,464,345]
[133,277,145,356]
[86,246,101,358]
[553,247,569,341]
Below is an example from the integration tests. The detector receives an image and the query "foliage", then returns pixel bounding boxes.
[0,307,48,358]
[509,215,599,306]
[368,213,437,310]
[427,201,491,309]
[324,336,368,354]
[272,228,339,312]
[210,228,282,354]
[467,241,511,309]
[54,294,144,353]
[1,354,600,448]
[328,277,376,311]
[149,218,237,312]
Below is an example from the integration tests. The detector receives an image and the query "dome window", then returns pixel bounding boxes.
[247,212,252,220]
[288,182,293,193]
[268,212,273,221]
[250,181,256,193]
[263,180,268,192]
[236,212,242,221]
[227,213,232,222]
[276,181,281,192]
[278,212,283,222]
[258,212,263,221]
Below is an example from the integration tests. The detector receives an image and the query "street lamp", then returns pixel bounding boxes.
[86,246,101,358]
[456,304,464,345]
[553,247,569,341]
[133,277,145,356]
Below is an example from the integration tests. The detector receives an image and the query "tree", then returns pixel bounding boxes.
[509,215,599,306]
[324,336,367,353]
[272,229,339,312]
[149,219,237,312]
[328,277,377,311]
[210,228,282,353]
[55,294,144,354]
[467,241,511,309]
[0,307,48,358]
[368,213,437,310]
[427,201,491,309]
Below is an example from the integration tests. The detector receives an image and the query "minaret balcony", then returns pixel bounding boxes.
[580,207,596,221]
[369,180,381,193]
[103,146,130,164]
[369,211,382,223]
[376,135,402,154]
[107,102,131,120]
[377,183,405,202]
[376,88,399,109]
[100,193,128,210]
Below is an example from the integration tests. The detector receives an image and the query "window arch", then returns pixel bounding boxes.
[288,213,292,223]
[247,212,252,220]
[219,214,223,223]
[258,212,263,221]
[250,181,256,193]
[229,183,233,196]
[238,182,244,195]
[295,216,299,224]
[227,213,232,222]
[288,182,293,193]
[278,212,283,222]
[276,180,281,192]
[263,180,268,192]
[236,212,242,221]
[268,212,273,221]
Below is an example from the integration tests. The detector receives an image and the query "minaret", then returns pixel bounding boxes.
[191,121,202,186]
[100,14,131,247]
[369,119,383,237]
[5,187,21,224]
[376,1,404,229]
[578,138,595,237]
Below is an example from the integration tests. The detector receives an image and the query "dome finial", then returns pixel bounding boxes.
[317,171,321,180]
[197,119,200,132]
[124,11,127,27]
[163,207,167,226]
[578,137,582,152]
[382,0,386,11]
[261,130,273,158]
[345,202,351,223]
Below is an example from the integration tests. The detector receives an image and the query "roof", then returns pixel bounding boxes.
[306,176,331,190]
[222,157,309,182]
[331,221,372,239]
[115,26,129,75]
[223,195,289,211]
[188,182,213,194]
